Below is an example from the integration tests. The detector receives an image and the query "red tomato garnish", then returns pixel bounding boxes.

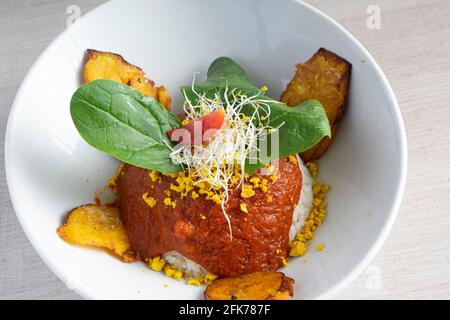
[167,109,225,146]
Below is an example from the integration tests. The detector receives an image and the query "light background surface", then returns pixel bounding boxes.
[0,0,449,299]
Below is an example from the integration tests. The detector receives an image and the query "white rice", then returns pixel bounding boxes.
[163,250,208,278]
[289,156,314,241]
[163,156,313,277]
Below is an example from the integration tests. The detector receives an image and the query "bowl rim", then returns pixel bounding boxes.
[4,0,407,300]
[298,1,408,299]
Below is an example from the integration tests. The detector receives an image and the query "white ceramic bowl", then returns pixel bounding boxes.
[5,0,406,300]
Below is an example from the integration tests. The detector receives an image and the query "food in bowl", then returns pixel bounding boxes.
[57,48,351,299]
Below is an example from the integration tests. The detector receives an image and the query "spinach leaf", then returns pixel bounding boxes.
[182,57,331,175]
[70,79,182,173]
[244,100,331,175]
[182,57,260,102]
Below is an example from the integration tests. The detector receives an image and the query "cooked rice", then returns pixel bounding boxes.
[162,251,208,279]
[289,156,314,241]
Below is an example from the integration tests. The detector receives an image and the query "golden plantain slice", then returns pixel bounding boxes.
[281,48,351,161]
[57,204,137,262]
[204,271,294,300]
[84,49,171,110]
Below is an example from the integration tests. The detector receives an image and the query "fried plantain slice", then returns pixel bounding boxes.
[204,271,294,300]
[57,204,137,262]
[281,48,351,161]
[84,49,171,109]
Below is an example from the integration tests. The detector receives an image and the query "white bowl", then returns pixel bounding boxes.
[5,0,406,300]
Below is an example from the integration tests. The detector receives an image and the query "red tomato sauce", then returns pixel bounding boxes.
[116,157,302,277]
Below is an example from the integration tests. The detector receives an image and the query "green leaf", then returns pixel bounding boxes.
[70,79,182,173]
[181,57,331,174]
[207,57,253,84]
[244,100,331,175]
[181,57,259,103]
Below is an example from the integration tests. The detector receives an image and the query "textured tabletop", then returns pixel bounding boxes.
[1,0,449,299]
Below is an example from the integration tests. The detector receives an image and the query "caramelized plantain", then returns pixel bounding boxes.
[204,271,294,300]
[57,204,137,262]
[84,49,171,109]
[281,48,351,161]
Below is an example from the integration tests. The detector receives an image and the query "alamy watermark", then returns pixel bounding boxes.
[366,265,382,290]
[366,5,381,30]
[66,4,82,27]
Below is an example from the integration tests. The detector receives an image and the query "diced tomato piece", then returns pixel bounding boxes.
[167,109,225,146]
